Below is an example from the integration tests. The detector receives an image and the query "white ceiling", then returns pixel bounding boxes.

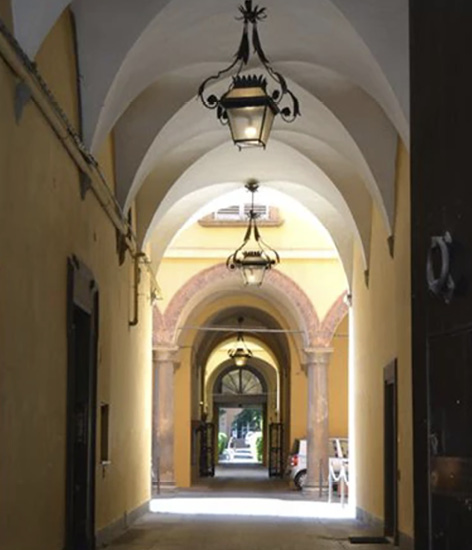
[10,0,409,283]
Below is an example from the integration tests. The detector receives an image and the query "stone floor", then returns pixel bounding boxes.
[104,465,390,550]
[103,514,391,550]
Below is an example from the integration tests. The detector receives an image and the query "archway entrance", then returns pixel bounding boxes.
[214,366,267,468]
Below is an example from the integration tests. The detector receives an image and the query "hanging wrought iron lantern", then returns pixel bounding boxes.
[228,317,253,367]
[198,0,300,149]
[226,180,280,286]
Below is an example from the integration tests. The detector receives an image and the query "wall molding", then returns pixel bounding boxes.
[96,500,149,548]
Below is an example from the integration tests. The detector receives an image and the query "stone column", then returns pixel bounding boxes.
[304,348,332,494]
[152,346,180,491]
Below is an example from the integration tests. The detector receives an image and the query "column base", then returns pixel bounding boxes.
[153,480,176,494]
[302,484,324,498]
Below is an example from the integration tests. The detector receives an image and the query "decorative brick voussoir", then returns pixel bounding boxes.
[152,263,322,346]
[313,292,349,347]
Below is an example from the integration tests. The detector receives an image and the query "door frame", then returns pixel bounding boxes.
[66,256,99,550]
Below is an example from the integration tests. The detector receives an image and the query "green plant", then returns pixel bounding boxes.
[255,435,263,462]
[218,432,228,455]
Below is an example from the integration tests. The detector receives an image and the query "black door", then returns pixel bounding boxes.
[199,422,215,477]
[268,422,284,477]
[384,361,398,544]
[411,4,472,548]
[66,257,99,550]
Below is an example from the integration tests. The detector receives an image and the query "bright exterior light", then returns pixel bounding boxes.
[198,0,300,149]
[245,126,258,139]
[228,317,253,366]
[150,497,355,519]
[227,180,280,286]
[232,350,250,367]
[219,76,278,148]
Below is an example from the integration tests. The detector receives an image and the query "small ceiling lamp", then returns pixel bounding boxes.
[228,317,253,367]
[226,179,280,286]
[198,0,300,149]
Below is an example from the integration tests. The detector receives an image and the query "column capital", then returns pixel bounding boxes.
[153,345,180,365]
[303,347,333,368]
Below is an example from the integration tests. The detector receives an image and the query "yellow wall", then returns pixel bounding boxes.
[352,142,412,536]
[159,215,346,321]
[36,10,79,127]
[96,133,117,193]
[289,334,306,444]
[175,207,334,251]
[329,315,349,437]
[174,347,192,487]
[0,12,152,549]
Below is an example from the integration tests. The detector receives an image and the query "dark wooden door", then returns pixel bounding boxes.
[66,257,99,550]
[411,4,472,548]
[384,361,398,544]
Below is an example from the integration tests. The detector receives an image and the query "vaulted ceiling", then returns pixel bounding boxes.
[10,0,409,284]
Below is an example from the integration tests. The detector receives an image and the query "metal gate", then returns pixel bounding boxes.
[199,422,215,477]
[268,423,284,477]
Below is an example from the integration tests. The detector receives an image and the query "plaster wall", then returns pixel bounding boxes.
[96,132,117,193]
[157,208,346,320]
[174,346,192,488]
[328,315,349,438]
[352,142,412,536]
[0,12,152,549]
[174,208,334,251]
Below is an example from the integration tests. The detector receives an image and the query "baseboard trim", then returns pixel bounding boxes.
[96,500,149,548]
[399,531,414,550]
[356,507,414,549]
[356,507,384,531]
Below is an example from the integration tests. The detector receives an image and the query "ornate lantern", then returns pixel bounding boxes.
[226,180,280,285]
[198,0,300,149]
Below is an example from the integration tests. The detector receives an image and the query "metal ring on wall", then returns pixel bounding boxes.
[426,231,455,303]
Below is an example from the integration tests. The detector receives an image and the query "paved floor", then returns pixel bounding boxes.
[194,464,290,493]
[105,465,389,550]
[103,513,391,550]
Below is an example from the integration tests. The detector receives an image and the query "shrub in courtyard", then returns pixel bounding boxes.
[218,432,228,455]
[255,435,263,462]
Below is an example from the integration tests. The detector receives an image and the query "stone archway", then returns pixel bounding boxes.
[153,264,349,349]
[153,263,321,348]
[152,265,349,490]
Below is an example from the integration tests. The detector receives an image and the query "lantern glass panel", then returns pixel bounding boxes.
[226,105,267,147]
[234,354,248,367]
[241,265,267,286]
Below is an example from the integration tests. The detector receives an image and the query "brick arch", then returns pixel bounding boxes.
[152,306,165,347]
[153,263,321,347]
[315,291,349,347]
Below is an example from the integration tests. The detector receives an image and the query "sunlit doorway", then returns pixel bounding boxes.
[218,406,264,465]
[212,366,268,481]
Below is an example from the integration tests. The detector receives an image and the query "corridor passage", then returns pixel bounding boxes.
[196,464,288,493]
[103,512,389,550]
[109,465,382,550]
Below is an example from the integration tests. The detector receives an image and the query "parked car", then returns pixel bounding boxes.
[286,437,348,489]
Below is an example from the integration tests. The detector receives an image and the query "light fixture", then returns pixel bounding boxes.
[226,179,280,286]
[228,317,253,367]
[198,0,300,149]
